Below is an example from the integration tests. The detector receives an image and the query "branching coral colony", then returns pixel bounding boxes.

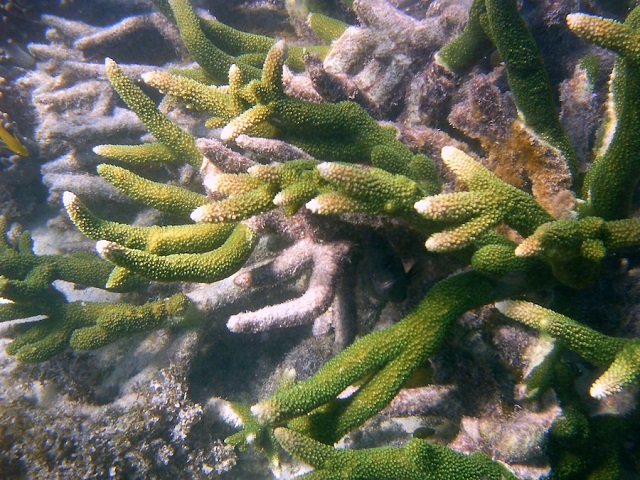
[3,0,640,477]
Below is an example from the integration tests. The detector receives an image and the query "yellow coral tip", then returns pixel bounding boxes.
[273,192,285,206]
[414,198,432,215]
[250,402,271,422]
[305,198,321,213]
[96,240,117,259]
[565,13,584,28]
[191,206,206,222]
[440,145,469,168]
[424,235,440,251]
[93,145,107,155]
[589,383,606,399]
[441,145,459,158]
[61,191,77,209]
[220,125,235,142]
[514,238,542,257]
[316,162,331,176]
[590,374,621,400]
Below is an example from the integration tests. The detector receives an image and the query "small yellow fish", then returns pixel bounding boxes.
[0,123,29,156]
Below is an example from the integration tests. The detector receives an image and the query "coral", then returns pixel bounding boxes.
[0,330,239,479]
[228,237,350,334]
[437,0,577,179]
[0,215,199,362]
[568,7,640,220]
[274,427,517,479]
[414,146,554,252]
[317,0,467,116]
[515,216,640,288]
[447,71,576,219]
[3,0,640,478]
[497,300,640,400]
[251,263,550,444]
[102,56,203,168]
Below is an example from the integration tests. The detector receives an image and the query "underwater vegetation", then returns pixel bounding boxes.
[1,0,640,478]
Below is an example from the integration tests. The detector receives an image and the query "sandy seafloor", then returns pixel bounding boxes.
[0,0,639,478]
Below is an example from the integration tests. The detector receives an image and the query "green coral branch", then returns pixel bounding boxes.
[93,143,180,165]
[154,0,341,76]
[251,259,549,443]
[166,0,262,83]
[4,292,195,362]
[274,427,516,480]
[193,156,437,228]
[483,0,577,179]
[0,217,198,362]
[103,57,202,168]
[306,12,349,44]
[64,191,235,255]
[0,216,124,291]
[96,223,257,285]
[141,69,245,125]
[436,0,578,181]
[496,300,640,399]
[515,216,640,287]
[199,11,339,71]
[567,12,640,64]
[97,164,209,218]
[435,0,492,74]
[214,42,439,191]
[414,147,553,252]
[308,162,436,225]
[68,293,197,351]
[192,160,323,222]
[569,6,640,220]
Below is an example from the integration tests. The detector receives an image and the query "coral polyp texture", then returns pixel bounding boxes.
[1,0,640,478]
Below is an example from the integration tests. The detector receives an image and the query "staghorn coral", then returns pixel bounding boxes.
[0,214,200,362]
[274,426,517,479]
[2,0,640,478]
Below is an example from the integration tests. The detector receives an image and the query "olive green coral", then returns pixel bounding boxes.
[435,0,491,74]
[515,216,640,288]
[0,216,117,292]
[96,222,257,284]
[568,7,640,220]
[496,300,640,400]
[102,57,202,168]
[167,0,262,83]
[251,262,549,444]
[274,427,517,480]
[0,217,197,361]
[414,147,553,252]
[215,41,439,193]
[4,291,195,362]
[152,0,341,76]
[436,0,578,179]
[27,0,640,477]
